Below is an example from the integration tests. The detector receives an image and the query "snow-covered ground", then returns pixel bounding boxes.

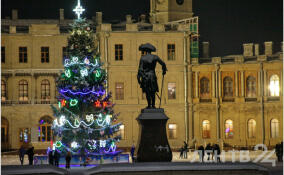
[1,150,277,166]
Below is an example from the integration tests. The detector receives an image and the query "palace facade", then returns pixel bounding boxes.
[1,0,283,151]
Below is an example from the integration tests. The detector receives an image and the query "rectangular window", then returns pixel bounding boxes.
[167,44,175,60]
[1,47,5,63]
[168,83,176,99]
[62,47,67,63]
[19,47,27,63]
[115,82,124,100]
[41,47,49,63]
[168,124,177,139]
[19,128,30,143]
[119,125,125,139]
[115,44,123,61]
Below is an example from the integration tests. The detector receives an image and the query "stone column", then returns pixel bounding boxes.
[31,74,35,104]
[258,71,261,97]
[263,70,267,96]
[218,71,221,97]
[212,71,215,98]
[235,71,238,97]
[188,66,193,141]
[241,71,244,97]
[195,72,199,98]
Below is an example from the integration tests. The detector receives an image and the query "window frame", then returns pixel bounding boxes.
[168,123,177,139]
[270,118,279,139]
[202,120,210,139]
[1,80,7,101]
[41,47,50,63]
[200,77,210,98]
[115,44,123,61]
[18,80,28,102]
[19,47,28,63]
[115,82,124,100]
[167,44,176,61]
[168,82,176,100]
[246,76,256,97]
[225,119,234,139]
[247,119,256,139]
[41,79,51,104]
[1,46,5,63]
[269,74,280,97]
[223,76,233,97]
[38,116,53,142]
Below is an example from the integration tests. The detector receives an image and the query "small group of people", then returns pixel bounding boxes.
[179,141,189,159]
[19,145,34,165]
[48,149,61,167]
[275,142,283,162]
[198,143,221,162]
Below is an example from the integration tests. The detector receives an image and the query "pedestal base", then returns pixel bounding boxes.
[136,108,172,162]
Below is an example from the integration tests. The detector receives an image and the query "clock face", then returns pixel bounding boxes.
[176,0,184,5]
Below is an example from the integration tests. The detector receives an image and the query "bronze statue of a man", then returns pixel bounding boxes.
[137,43,167,109]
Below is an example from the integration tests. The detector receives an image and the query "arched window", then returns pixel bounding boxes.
[200,77,210,98]
[225,120,233,139]
[1,80,7,101]
[41,79,50,104]
[223,76,233,97]
[19,80,28,102]
[202,120,210,139]
[269,75,280,96]
[246,76,256,97]
[1,117,9,148]
[271,119,279,138]
[38,116,53,142]
[248,119,256,138]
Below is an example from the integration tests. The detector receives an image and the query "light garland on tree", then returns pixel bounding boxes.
[64,58,99,67]
[60,89,105,96]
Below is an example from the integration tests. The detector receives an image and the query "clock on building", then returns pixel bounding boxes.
[176,0,184,5]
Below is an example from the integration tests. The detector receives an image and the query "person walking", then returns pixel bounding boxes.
[54,149,60,167]
[179,146,184,159]
[27,147,35,165]
[48,150,54,165]
[276,142,283,162]
[19,145,26,165]
[198,145,205,162]
[65,151,72,169]
[205,143,212,161]
[213,144,221,162]
[183,141,188,159]
[130,144,135,163]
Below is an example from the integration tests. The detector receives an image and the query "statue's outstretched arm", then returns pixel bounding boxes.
[156,56,168,75]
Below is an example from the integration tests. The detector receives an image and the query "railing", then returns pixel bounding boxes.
[1,99,58,105]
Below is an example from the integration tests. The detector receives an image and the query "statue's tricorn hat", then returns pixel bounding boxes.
[139,43,156,52]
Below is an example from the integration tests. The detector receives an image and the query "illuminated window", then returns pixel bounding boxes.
[19,47,27,63]
[115,44,123,61]
[246,76,256,97]
[202,120,210,139]
[168,124,177,139]
[167,44,175,61]
[41,80,50,104]
[248,119,256,138]
[223,76,233,97]
[269,74,280,96]
[38,116,52,142]
[19,128,30,143]
[115,82,124,100]
[271,119,279,138]
[1,80,6,101]
[1,47,5,63]
[41,47,49,63]
[168,83,176,99]
[225,120,233,139]
[200,77,210,98]
[118,124,125,139]
[19,80,28,102]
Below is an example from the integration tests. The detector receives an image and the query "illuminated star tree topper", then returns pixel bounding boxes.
[73,0,85,19]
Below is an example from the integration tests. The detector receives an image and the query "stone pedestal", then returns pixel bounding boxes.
[136,108,172,162]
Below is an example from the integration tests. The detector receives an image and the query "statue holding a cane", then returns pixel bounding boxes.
[136,43,172,162]
[137,43,167,109]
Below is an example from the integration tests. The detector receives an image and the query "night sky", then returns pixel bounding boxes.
[1,0,283,57]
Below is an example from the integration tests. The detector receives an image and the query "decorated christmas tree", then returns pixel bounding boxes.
[51,0,121,156]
